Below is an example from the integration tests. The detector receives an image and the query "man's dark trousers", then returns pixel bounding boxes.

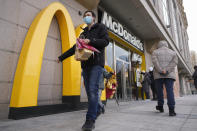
[82,65,103,121]
[155,78,175,109]
[151,82,157,99]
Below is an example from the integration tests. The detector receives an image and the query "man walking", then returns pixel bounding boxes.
[152,40,178,116]
[58,11,109,130]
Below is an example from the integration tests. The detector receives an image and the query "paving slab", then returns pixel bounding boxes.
[0,95,197,131]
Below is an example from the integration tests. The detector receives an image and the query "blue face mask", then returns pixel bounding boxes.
[83,16,93,25]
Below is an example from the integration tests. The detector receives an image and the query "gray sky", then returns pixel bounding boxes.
[183,0,197,52]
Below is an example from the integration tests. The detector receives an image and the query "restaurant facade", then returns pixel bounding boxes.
[0,0,192,119]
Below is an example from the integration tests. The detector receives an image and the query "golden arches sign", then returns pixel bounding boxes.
[10,2,82,107]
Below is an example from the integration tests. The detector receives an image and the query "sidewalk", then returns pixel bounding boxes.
[0,95,197,131]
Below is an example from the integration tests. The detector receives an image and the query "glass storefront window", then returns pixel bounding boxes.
[115,44,129,62]
[106,40,114,69]
[105,40,143,101]
[115,43,131,100]
[161,0,170,27]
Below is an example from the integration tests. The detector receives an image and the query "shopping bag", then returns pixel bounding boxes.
[74,48,93,61]
[74,38,100,61]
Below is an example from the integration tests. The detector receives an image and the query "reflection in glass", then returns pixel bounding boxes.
[115,43,132,100]
[115,44,129,62]
[116,60,123,99]
[106,41,113,69]
[105,40,141,101]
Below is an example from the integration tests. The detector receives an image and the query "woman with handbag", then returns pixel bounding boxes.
[57,10,109,131]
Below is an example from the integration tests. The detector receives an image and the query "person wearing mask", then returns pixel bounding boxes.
[58,10,109,130]
[149,67,157,100]
[152,40,178,116]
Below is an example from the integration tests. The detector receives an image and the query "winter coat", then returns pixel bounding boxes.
[135,68,142,87]
[152,41,178,80]
[192,70,197,87]
[142,72,151,92]
[58,23,109,69]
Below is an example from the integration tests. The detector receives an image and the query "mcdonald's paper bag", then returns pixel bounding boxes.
[74,48,93,61]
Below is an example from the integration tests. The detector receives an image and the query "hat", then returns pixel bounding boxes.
[149,67,153,71]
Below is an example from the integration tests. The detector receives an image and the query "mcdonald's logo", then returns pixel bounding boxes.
[9,2,89,119]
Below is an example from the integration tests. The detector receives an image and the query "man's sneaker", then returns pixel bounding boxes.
[169,110,176,116]
[82,120,95,131]
[156,106,164,113]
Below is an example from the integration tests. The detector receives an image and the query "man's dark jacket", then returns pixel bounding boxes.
[58,23,109,69]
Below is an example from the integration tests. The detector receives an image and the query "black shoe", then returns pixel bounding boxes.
[169,109,176,116]
[156,106,164,113]
[82,120,95,131]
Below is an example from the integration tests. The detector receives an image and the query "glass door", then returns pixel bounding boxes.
[115,44,132,100]
[116,59,124,99]
[106,40,114,69]
[106,40,133,100]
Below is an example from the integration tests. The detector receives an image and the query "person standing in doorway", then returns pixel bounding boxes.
[135,66,141,100]
[58,11,109,130]
[149,67,157,100]
[152,40,178,116]
[141,71,151,100]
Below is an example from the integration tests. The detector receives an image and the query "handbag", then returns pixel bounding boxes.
[74,38,100,61]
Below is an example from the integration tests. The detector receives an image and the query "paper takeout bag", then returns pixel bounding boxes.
[74,48,93,61]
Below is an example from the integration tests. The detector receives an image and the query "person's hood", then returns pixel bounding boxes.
[157,40,168,48]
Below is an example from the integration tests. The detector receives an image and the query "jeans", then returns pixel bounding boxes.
[150,82,157,99]
[155,78,175,109]
[82,65,103,120]
[98,89,104,113]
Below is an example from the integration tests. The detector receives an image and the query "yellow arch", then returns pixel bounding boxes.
[75,24,87,38]
[10,2,81,107]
